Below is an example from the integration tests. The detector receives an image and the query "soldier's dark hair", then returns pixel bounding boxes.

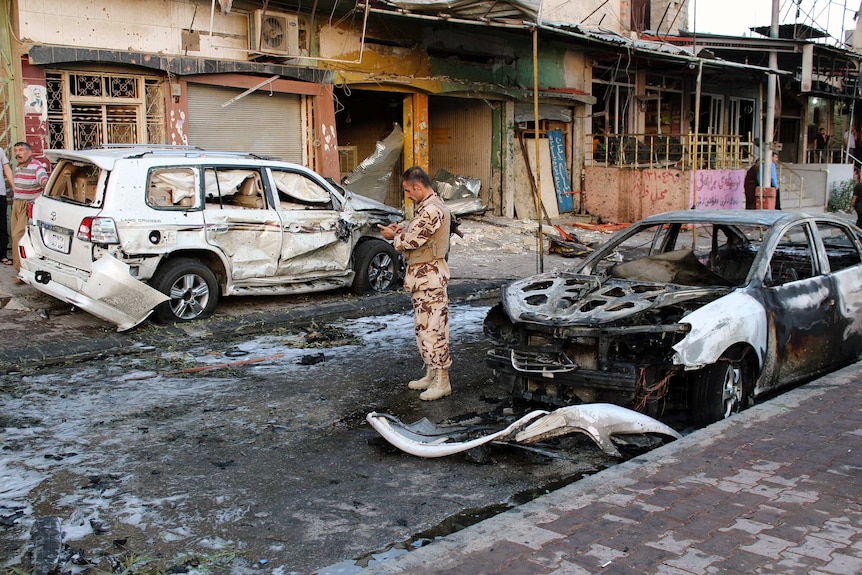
[402,166,432,188]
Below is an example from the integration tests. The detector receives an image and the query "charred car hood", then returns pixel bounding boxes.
[502,272,732,326]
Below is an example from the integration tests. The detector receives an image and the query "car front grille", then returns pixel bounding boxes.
[510,349,576,373]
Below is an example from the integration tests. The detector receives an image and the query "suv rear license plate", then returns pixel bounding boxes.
[40,222,73,254]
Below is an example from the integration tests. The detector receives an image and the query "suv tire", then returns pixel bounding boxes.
[151,258,220,323]
[351,240,400,294]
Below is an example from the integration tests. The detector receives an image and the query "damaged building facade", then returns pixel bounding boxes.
[2,0,861,224]
[562,21,862,221]
[1,0,599,218]
[1,0,341,178]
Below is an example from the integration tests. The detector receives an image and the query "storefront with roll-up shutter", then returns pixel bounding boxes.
[186,82,304,164]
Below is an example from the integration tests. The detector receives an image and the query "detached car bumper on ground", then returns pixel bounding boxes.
[484,210,862,426]
[18,146,404,330]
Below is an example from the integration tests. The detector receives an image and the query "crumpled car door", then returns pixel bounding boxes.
[202,168,282,280]
[269,169,351,278]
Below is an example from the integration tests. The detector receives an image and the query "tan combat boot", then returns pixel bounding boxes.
[408,365,434,390]
[419,368,451,401]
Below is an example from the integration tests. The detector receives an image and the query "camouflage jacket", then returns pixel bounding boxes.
[393,193,450,292]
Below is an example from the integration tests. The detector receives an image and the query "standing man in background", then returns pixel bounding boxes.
[0,147,14,265]
[814,127,829,163]
[744,159,760,209]
[379,166,452,401]
[851,169,862,228]
[770,151,782,210]
[11,142,49,280]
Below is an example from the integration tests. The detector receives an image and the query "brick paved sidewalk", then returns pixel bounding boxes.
[364,363,862,575]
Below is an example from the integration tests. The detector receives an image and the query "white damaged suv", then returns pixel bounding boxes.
[18,146,403,330]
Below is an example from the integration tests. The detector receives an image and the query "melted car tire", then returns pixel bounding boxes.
[690,359,745,427]
[351,240,400,294]
[151,258,220,323]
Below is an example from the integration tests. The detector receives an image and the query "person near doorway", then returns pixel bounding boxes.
[744,160,759,209]
[378,166,453,401]
[747,153,781,209]
[11,142,49,280]
[814,127,829,163]
[770,151,782,210]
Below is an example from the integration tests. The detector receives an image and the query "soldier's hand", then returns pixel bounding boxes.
[378,223,402,240]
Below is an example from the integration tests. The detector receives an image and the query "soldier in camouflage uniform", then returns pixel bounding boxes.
[379,166,452,400]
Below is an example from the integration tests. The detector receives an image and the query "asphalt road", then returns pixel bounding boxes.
[0,215,630,574]
[0,302,625,575]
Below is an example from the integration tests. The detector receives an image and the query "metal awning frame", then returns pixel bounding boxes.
[367,6,789,78]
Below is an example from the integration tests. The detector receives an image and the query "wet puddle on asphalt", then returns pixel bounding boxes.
[315,467,598,575]
[3,302,684,575]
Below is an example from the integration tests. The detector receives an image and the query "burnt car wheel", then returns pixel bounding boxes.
[351,240,400,294]
[691,359,745,427]
[151,258,220,323]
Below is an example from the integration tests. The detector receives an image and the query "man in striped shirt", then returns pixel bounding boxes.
[11,142,49,277]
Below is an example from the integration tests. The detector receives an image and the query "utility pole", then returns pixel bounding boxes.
[762,0,779,206]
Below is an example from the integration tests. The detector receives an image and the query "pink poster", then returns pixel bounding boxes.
[689,169,745,210]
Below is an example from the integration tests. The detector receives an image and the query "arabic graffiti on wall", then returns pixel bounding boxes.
[585,167,746,222]
[635,169,682,203]
[689,170,745,210]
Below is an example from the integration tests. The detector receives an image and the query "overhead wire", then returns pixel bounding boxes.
[778,0,856,44]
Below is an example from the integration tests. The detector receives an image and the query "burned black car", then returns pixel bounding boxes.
[485,210,862,426]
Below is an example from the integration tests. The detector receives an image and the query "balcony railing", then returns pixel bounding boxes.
[776,161,805,210]
[804,147,852,164]
[588,133,754,170]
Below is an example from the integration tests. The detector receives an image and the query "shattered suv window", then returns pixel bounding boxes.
[147,167,200,209]
[203,168,268,209]
[271,170,333,209]
[46,159,104,207]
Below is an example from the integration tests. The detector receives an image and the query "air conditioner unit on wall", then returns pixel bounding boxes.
[249,9,300,56]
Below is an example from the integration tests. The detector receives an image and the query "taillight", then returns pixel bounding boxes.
[77,217,120,244]
[26,201,34,222]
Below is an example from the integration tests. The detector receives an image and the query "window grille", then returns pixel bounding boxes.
[46,71,165,149]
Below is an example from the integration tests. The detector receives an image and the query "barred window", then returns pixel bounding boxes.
[46,71,165,149]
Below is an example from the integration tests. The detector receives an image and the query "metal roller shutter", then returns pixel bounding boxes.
[187,83,303,163]
[429,97,493,194]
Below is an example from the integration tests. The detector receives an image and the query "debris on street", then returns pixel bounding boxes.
[298,352,326,365]
[367,403,681,458]
[546,237,592,257]
[302,323,360,347]
[29,516,62,575]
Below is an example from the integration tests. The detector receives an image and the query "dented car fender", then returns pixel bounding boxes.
[672,290,766,369]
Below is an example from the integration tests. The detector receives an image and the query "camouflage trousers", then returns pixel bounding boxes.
[410,286,451,369]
